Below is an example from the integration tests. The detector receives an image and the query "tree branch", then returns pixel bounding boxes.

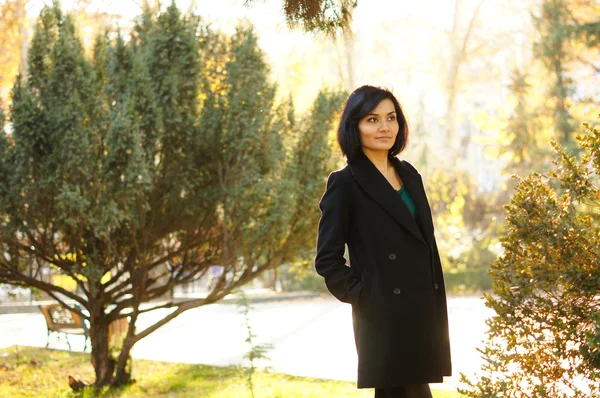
[132,297,212,342]
[45,290,89,318]
[461,0,486,57]
[575,56,600,73]
[128,0,143,10]
[0,264,86,305]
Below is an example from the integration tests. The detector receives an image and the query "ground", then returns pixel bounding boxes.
[0,346,461,397]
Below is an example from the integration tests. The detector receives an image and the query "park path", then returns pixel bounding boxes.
[0,295,494,391]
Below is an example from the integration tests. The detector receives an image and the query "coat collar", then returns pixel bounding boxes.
[348,151,433,245]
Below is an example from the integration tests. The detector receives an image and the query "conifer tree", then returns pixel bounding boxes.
[0,107,9,200]
[533,0,576,150]
[0,3,345,387]
[503,68,546,178]
[532,0,600,151]
[282,89,347,262]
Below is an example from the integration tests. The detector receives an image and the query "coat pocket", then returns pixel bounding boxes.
[357,272,375,316]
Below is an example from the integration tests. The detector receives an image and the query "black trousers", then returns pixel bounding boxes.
[374,384,433,398]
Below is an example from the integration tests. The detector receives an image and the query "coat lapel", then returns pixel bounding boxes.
[392,157,435,245]
[348,152,427,245]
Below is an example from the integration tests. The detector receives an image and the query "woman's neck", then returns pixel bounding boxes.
[362,148,392,175]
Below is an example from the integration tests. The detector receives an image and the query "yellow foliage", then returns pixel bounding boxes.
[101,272,111,284]
[0,0,28,103]
[51,274,78,292]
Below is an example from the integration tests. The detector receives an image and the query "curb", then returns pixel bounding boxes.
[221,292,323,305]
[0,292,324,315]
[0,300,59,315]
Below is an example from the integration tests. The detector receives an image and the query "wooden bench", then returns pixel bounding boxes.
[39,304,89,351]
[39,304,130,351]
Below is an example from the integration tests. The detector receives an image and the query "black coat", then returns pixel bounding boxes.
[315,151,452,388]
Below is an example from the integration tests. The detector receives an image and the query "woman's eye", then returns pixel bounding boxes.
[389,115,396,121]
[367,117,377,123]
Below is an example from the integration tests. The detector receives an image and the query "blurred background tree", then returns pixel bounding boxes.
[0,0,29,104]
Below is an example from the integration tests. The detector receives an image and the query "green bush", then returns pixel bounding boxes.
[280,262,493,295]
[443,267,493,294]
[459,120,600,397]
[279,264,328,293]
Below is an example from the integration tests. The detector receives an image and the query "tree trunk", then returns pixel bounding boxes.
[17,0,28,77]
[335,5,355,91]
[342,28,355,90]
[113,335,134,386]
[446,0,462,163]
[90,306,114,387]
[445,0,484,165]
[445,80,458,159]
[113,272,143,386]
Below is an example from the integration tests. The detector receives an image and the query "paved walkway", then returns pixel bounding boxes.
[0,294,493,392]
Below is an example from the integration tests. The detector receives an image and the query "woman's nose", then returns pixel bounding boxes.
[379,121,390,132]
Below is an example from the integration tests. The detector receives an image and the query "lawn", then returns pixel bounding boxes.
[0,346,461,397]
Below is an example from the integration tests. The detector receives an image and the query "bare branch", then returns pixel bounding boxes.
[128,300,178,316]
[45,290,89,319]
[146,230,215,269]
[0,264,86,305]
[575,56,600,73]
[132,294,224,342]
[461,0,486,57]
[128,0,143,10]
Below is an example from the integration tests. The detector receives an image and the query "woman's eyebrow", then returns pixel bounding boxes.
[366,111,397,116]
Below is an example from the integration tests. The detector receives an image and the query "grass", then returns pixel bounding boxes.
[0,346,462,397]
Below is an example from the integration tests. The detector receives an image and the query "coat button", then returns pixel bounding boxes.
[434,283,439,290]
[388,253,396,260]
[393,288,401,295]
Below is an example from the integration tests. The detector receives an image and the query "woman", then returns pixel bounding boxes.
[315,85,452,398]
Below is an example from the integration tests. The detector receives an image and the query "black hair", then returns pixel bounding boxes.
[337,85,409,162]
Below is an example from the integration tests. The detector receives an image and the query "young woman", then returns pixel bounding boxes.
[315,85,452,398]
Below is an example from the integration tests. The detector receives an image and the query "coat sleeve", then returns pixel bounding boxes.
[315,171,362,306]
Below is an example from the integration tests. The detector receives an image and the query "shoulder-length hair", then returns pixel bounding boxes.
[337,85,409,162]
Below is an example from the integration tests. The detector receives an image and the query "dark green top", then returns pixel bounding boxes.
[397,185,418,219]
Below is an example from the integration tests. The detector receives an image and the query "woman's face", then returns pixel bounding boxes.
[357,98,399,156]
